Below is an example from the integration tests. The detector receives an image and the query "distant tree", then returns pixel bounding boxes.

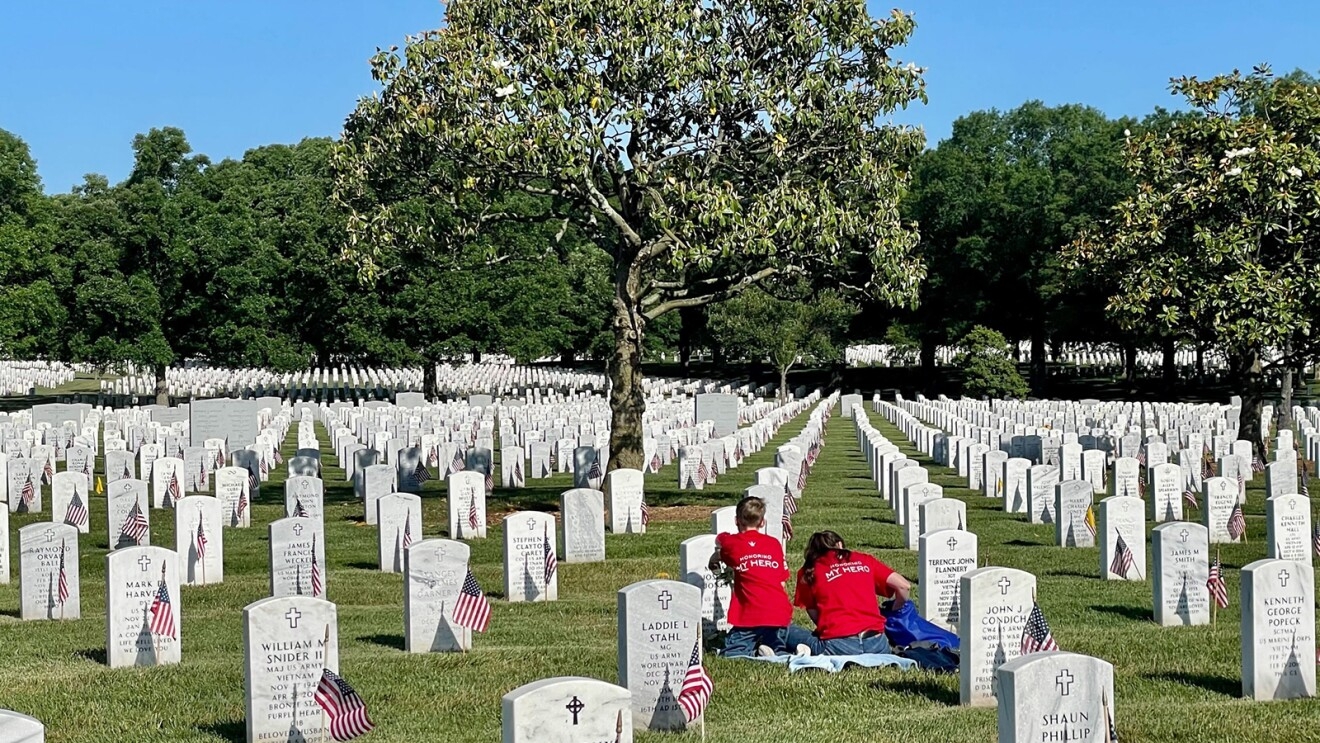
[1066,66,1320,446]
[905,102,1134,387]
[333,0,927,470]
[709,287,853,401]
[954,326,1029,400]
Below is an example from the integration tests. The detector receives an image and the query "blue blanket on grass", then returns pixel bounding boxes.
[739,653,917,673]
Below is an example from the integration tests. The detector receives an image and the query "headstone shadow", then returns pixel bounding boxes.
[1088,604,1150,622]
[358,633,405,651]
[1143,670,1238,697]
[73,647,107,665]
[196,720,246,743]
[872,675,960,706]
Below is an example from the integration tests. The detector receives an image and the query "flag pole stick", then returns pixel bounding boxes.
[1211,548,1219,626]
[322,623,331,738]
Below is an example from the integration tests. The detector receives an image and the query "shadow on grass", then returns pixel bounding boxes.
[1004,539,1048,547]
[0,607,19,619]
[1144,670,1239,697]
[359,633,405,651]
[73,647,107,665]
[346,561,378,571]
[1090,604,1150,622]
[1044,569,1096,579]
[196,720,245,742]
[872,675,959,706]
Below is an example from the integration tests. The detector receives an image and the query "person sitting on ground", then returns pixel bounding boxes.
[709,495,818,658]
[793,530,911,656]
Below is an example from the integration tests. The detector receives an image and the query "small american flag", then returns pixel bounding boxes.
[402,512,413,551]
[1020,601,1058,654]
[427,446,438,467]
[588,457,603,485]
[292,498,309,518]
[247,468,260,494]
[237,485,249,522]
[259,455,269,477]
[1227,503,1246,541]
[121,498,149,544]
[1109,532,1134,579]
[467,492,480,532]
[81,457,92,478]
[451,448,466,474]
[64,492,88,528]
[57,539,70,606]
[1207,553,1229,608]
[695,460,709,486]
[640,500,650,527]
[165,469,181,508]
[1313,524,1320,559]
[1302,466,1310,498]
[677,641,713,724]
[314,668,375,741]
[1251,454,1265,474]
[543,522,557,585]
[796,461,808,491]
[412,459,432,485]
[1236,471,1245,500]
[195,511,208,560]
[195,460,207,491]
[311,533,323,597]
[485,469,494,495]
[148,563,176,639]
[123,463,133,482]
[513,459,522,486]
[452,569,491,632]
[274,448,283,465]
[1183,486,1198,510]
[20,475,35,511]
[784,488,799,516]
[781,514,794,541]
[42,457,54,484]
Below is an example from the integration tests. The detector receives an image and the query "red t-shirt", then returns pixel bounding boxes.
[716,530,792,628]
[793,550,895,639]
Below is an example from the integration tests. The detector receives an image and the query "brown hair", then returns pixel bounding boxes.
[735,496,766,529]
[802,530,850,586]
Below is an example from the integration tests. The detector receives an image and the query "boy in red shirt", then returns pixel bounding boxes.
[793,530,911,655]
[711,496,819,657]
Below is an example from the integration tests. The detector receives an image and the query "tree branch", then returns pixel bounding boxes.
[642,266,780,319]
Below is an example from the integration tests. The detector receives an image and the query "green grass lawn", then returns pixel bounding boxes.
[1,408,1318,742]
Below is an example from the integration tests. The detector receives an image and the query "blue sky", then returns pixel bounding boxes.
[3,1,1318,193]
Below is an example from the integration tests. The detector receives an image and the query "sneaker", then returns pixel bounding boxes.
[794,644,813,658]
[755,645,777,658]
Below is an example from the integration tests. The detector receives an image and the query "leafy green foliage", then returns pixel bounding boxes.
[709,287,853,398]
[953,325,1029,399]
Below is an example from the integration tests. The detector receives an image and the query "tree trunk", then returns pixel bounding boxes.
[1162,335,1177,393]
[607,264,646,473]
[1030,327,1046,394]
[920,336,937,373]
[423,361,437,401]
[1280,344,1294,434]
[472,347,482,364]
[560,351,575,365]
[1231,349,1265,454]
[1196,343,1205,384]
[779,365,790,403]
[154,361,169,406]
[1123,341,1137,388]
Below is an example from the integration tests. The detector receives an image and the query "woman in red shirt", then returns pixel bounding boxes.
[793,530,911,655]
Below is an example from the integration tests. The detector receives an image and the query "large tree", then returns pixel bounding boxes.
[333,0,927,469]
[0,129,65,358]
[1065,66,1320,447]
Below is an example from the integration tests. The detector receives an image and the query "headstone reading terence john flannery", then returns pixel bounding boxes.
[694,394,740,438]
[501,677,633,743]
[242,595,338,743]
[617,579,702,732]
[189,397,259,449]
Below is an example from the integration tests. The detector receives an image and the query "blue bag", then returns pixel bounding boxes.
[882,600,960,651]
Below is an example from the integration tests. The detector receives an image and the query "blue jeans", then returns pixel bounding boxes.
[818,630,893,656]
[721,625,823,657]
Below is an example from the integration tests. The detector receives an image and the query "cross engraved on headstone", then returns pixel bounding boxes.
[947,536,959,550]
[293,523,304,536]
[286,608,302,629]
[565,695,585,725]
[997,577,1012,595]
[137,555,153,571]
[1179,528,1189,543]
[1055,669,1075,696]
[657,590,673,610]
[1278,569,1291,588]
[43,529,56,542]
